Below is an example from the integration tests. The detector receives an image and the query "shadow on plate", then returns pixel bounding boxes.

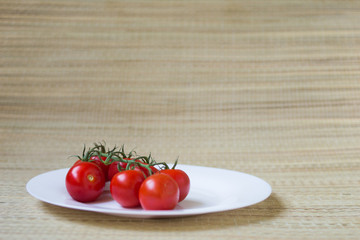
[40,193,284,231]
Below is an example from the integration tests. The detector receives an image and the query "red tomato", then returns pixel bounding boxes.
[160,169,190,202]
[65,162,105,202]
[139,173,180,210]
[110,170,145,208]
[107,161,127,181]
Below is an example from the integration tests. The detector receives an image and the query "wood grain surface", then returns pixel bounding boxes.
[1,0,360,239]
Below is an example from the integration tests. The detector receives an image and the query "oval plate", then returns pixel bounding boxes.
[26,164,271,218]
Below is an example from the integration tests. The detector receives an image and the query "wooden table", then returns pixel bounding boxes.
[1,0,359,239]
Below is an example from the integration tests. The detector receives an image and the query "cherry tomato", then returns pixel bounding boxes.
[160,169,190,202]
[65,162,105,202]
[107,161,127,181]
[110,170,145,208]
[139,173,180,210]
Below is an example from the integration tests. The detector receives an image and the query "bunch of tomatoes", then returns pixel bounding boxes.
[65,143,190,210]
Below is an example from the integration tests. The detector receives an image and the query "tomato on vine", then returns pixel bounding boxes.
[67,143,191,210]
[161,169,190,202]
[65,162,105,202]
[139,173,180,210]
[110,170,145,208]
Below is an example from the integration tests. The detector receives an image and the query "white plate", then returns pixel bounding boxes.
[26,164,271,218]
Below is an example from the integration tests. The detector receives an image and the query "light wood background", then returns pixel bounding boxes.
[1,0,359,239]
